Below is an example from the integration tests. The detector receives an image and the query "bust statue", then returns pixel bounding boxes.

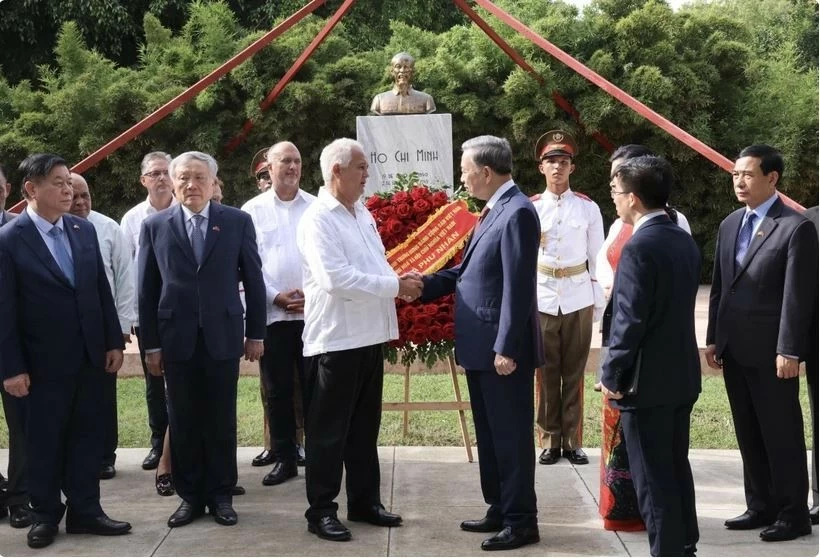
[370,52,436,115]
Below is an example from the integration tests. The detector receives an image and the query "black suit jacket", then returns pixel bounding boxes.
[0,210,16,226]
[707,198,818,367]
[602,215,702,409]
[0,211,123,380]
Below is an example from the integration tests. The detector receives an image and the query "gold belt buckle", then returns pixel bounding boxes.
[554,267,566,278]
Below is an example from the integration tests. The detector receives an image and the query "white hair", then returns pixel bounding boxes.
[169,151,218,178]
[319,138,364,185]
[140,151,172,175]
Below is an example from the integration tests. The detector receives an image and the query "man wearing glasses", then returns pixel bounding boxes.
[120,152,177,473]
[530,130,605,467]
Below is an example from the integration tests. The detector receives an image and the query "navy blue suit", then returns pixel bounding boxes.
[0,211,123,525]
[423,185,543,528]
[138,202,265,507]
[602,215,701,556]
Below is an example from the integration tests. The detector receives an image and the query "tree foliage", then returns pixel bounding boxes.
[0,0,816,278]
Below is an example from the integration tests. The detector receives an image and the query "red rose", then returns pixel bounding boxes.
[385,219,403,235]
[410,186,430,201]
[423,304,439,316]
[378,206,396,220]
[401,306,418,320]
[413,199,432,214]
[431,191,449,207]
[415,213,428,226]
[392,191,410,204]
[395,203,412,218]
[407,328,427,345]
[415,314,433,328]
[428,325,444,342]
[366,196,385,211]
[442,323,455,340]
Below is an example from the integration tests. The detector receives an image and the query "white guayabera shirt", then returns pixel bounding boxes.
[297,187,399,357]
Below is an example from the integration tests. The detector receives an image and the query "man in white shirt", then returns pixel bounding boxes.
[242,141,315,486]
[69,173,136,481]
[119,152,176,472]
[530,130,605,467]
[296,138,422,541]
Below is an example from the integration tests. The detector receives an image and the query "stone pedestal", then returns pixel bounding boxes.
[356,113,453,196]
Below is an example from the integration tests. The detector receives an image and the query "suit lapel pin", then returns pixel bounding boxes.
[72,224,80,230]
[212,226,220,232]
[755,230,765,237]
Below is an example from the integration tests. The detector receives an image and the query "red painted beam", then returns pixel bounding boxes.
[452,0,614,153]
[224,0,359,153]
[70,0,327,175]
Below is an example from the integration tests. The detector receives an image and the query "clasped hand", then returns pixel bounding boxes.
[398,271,424,302]
[274,289,305,314]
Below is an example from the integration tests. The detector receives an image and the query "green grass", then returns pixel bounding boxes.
[0,374,811,449]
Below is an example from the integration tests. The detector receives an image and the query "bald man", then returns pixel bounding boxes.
[69,173,136,480]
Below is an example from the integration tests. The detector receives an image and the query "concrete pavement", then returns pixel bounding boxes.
[1,447,817,556]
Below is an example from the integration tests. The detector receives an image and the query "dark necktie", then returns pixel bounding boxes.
[191,214,205,266]
[477,206,490,226]
[735,212,757,268]
[48,226,75,286]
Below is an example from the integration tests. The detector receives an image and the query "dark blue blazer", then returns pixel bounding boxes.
[423,186,544,372]
[138,203,266,362]
[0,211,123,380]
[602,216,701,409]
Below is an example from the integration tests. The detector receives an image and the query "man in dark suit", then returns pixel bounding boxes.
[0,154,130,549]
[802,205,818,525]
[139,151,266,528]
[706,144,817,542]
[0,161,31,530]
[601,156,701,556]
[419,135,543,551]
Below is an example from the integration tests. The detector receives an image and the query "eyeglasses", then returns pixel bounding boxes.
[255,171,271,182]
[142,170,170,179]
[610,190,629,198]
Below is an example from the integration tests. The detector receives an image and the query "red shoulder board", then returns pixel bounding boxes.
[574,191,592,202]
[530,194,541,201]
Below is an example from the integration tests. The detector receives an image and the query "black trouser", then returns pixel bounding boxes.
[1,390,28,507]
[621,401,699,557]
[723,349,809,524]
[806,355,818,508]
[164,330,239,508]
[135,327,168,453]
[259,321,305,462]
[27,360,105,525]
[303,344,384,521]
[466,367,538,529]
[101,370,118,467]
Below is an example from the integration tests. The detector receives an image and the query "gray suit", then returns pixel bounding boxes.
[707,196,818,524]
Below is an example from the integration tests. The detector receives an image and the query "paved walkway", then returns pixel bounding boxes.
[0,447,816,556]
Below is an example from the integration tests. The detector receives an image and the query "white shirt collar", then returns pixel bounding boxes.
[181,201,211,222]
[26,205,64,233]
[485,179,516,209]
[632,209,668,233]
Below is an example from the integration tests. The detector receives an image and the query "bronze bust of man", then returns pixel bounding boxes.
[370,52,436,115]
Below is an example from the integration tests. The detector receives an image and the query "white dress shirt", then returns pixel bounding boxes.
[26,206,73,262]
[596,209,692,293]
[242,188,316,325]
[87,210,136,333]
[532,189,605,318]
[120,196,178,327]
[180,201,210,242]
[297,187,399,357]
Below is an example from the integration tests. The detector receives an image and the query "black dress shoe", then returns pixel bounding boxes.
[810,506,818,526]
[348,504,402,527]
[262,461,298,486]
[683,543,697,556]
[231,485,246,496]
[28,522,59,548]
[296,444,306,467]
[167,501,204,528]
[142,448,161,470]
[538,448,561,465]
[307,515,352,541]
[252,449,275,467]
[481,525,540,551]
[66,514,132,535]
[99,464,116,480]
[155,473,175,497]
[9,503,33,528]
[461,515,503,533]
[563,448,589,465]
[724,509,774,530]
[759,520,811,541]
[210,502,238,526]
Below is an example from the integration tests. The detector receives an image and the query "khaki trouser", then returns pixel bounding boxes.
[535,306,593,450]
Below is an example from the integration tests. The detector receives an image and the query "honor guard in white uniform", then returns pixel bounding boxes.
[531,130,605,466]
